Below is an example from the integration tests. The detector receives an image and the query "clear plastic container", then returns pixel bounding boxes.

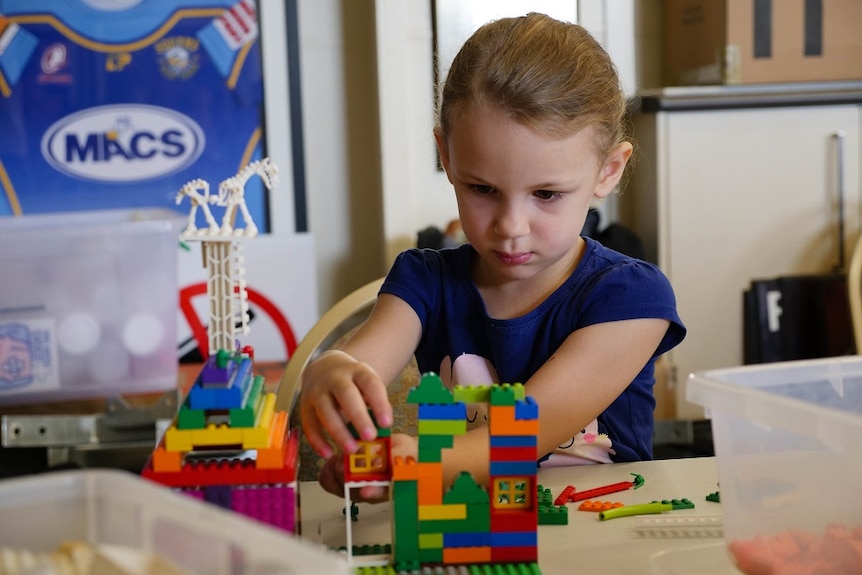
[0,469,347,575]
[0,208,182,405]
[688,357,862,573]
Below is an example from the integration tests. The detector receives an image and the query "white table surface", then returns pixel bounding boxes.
[299,456,740,575]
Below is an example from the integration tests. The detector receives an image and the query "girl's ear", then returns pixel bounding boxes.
[434,128,453,184]
[594,141,633,199]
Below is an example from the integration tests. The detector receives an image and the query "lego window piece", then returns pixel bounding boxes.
[494,477,530,509]
[350,440,389,474]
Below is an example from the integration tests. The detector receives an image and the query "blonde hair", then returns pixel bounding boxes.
[437,12,629,161]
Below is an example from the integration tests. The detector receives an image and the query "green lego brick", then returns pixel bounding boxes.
[538,504,568,525]
[418,502,489,533]
[467,563,542,575]
[706,491,721,503]
[652,498,695,510]
[407,372,454,404]
[392,480,420,565]
[418,419,466,436]
[489,382,526,406]
[537,485,554,507]
[347,409,391,439]
[418,547,443,564]
[176,404,206,429]
[417,448,442,463]
[418,533,443,549]
[419,434,453,450]
[353,566,397,575]
[444,472,489,504]
[349,543,391,556]
[452,385,491,403]
[228,374,265,427]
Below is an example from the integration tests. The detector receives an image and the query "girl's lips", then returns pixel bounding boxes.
[496,251,532,265]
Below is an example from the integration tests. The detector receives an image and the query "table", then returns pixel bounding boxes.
[299,456,738,575]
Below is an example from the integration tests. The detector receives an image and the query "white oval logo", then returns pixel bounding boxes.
[41,104,205,182]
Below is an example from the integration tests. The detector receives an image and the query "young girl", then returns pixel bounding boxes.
[301,12,686,501]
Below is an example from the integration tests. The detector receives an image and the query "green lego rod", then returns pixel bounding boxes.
[598,501,672,521]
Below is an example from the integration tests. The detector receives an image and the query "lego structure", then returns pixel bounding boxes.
[142,159,299,533]
[344,373,542,573]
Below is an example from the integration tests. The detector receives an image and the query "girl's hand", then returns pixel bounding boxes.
[300,350,394,459]
[318,433,418,504]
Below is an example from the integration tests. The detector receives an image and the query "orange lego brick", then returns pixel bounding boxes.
[256,411,289,469]
[442,546,491,564]
[151,444,183,472]
[578,500,624,512]
[417,462,443,505]
[489,406,539,436]
[393,455,420,481]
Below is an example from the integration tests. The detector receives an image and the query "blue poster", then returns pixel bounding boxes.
[0,0,270,231]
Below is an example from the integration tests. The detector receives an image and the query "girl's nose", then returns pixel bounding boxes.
[494,201,529,239]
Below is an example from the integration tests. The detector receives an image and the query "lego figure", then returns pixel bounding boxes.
[301,13,686,503]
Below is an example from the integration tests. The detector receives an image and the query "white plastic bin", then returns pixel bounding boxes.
[0,469,347,574]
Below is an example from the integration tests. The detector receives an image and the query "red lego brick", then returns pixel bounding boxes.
[490,545,538,564]
[489,446,537,462]
[489,508,538,532]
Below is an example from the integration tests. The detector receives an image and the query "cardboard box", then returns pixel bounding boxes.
[0,209,182,406]
[664,0,862,85]
[688,357,862,572]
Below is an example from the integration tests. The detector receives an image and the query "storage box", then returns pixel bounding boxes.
[664,0,862,85]
[0,469,347,574]
[0,208,182,406]
[688,357,862,572]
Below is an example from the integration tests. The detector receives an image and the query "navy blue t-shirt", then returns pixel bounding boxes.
[380,237,686,465]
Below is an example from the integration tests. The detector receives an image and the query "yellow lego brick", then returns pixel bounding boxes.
[418,503,467,521]
[165,393,277,451]
[163,425,194,452]
[418,533,443,549]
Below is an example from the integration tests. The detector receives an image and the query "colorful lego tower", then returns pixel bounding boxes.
[141,159,299,533]
[345,373,542,573]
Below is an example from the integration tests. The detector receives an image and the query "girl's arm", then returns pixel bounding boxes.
[526,317,671,461]
[300,293,422,458]
[430,317,670,489]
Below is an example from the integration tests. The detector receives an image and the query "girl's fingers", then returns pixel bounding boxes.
[318,456,344,497]
[353,367,393,430]
[300,406,334,459]
[314,395,359,454]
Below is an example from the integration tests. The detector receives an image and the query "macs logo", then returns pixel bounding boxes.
[41,104,205,182]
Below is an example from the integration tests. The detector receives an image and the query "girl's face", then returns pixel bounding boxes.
[435,102,631,289]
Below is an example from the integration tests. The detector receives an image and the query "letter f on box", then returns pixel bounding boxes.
[766,290,783,333]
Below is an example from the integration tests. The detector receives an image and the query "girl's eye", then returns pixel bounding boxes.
[469,184,494,195]
[535,189,562,201]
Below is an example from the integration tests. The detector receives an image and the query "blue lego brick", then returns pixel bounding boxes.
[187,357,254,409]
[490,531,538,547]
[443,532,491,547]
[489,460,538,476]
[199,349,239,387]
[203,485,233,510]
[490,435,537,447]
[514,397,539,420]
[418,403,467,420]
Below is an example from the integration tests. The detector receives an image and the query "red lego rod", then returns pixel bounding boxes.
[555,473,645,504]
